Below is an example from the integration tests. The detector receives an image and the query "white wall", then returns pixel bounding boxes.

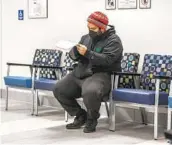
[0,0,2,92]
[1,0,172,88]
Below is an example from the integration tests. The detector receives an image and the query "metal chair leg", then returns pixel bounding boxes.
[31,89,35,115]
[1,89,2,98]
[140,107,148,125]
[31,67,35,115]
[35,90,39,116]
[168,80,172,130]
[154,105,158,140]
[168,108,172,130]
[154,79,160,140]
[109,74,117,131]
[105,102,109,117]
[133,76,148,125]
[65,111,68,122]
[5,87,9,111]
[37,97,41,106]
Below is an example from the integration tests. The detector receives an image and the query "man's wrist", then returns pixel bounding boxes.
[84,50,94,59]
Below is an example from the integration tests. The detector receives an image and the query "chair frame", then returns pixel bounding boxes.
[5,62,35,115]
[109,72,171,140]
[167,79,172,130]
[33,65,63,116]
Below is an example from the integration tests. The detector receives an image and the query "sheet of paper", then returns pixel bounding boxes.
[55,40,77,51]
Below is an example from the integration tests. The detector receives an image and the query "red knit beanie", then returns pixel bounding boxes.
[87,11,109,30]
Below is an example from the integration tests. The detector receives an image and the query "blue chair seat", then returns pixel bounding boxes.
[113,88,168,105]
[4,76,32,88]
[34,79,57,91]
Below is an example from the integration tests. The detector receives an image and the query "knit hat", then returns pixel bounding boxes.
[87,11,109,30]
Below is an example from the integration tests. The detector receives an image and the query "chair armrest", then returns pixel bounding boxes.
[113,72,141,76]
[7,62,32,67]
[33,65,63,70]
[155,75,172,80]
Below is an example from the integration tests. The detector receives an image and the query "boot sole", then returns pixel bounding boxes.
[66,124,85,129]
[83,129,96,133]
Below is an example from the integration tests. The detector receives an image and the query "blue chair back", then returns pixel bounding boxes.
[62,52,75,77]
[33,49,63,80]
[118,53,140,88]
[140,54,172,92]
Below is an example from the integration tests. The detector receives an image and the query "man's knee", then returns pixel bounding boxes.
[82,86,102,113]
[82,85,103,101]
[53,74,80,101]
[53,82,62,100]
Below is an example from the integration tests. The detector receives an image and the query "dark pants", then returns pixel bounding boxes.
[53,72,111,119]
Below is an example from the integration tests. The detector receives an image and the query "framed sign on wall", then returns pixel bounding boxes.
[139,0,151,9]
[28,0,48,19]
[105,0,116,10]
[118,0,137,9]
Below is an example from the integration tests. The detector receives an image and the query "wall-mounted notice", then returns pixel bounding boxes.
[105,0,116,10]
[118,0,137,9]
[139,0,151,9]
[28,0,48,19]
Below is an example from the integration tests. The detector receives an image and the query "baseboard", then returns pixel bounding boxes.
[1,88,168,127]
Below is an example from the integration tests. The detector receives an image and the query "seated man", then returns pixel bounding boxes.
[53,11,123,133]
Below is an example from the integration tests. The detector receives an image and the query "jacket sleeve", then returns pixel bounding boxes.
[69,36,84,61]
[84,40,123,66]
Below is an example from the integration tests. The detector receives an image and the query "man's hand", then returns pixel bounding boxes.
[76,44,87,56]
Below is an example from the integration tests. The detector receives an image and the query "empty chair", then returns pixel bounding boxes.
[4,62,34,114]
[4,49,63,115]
[109,54,172,140]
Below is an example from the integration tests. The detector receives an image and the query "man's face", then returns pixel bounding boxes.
[87,22,100,32]
[87,22,106,33]
[87,22,106,39]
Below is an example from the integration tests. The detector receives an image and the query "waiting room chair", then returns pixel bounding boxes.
[3,49,56,114]
[109,54,172,140]
[33,49,63,116]
[4,62,34,114]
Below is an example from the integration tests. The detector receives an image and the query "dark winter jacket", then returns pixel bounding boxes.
[69,25,123,79]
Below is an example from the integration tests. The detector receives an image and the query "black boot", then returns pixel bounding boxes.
[66,109,87,129]
[83,119,98,133]
[83,110,100,133]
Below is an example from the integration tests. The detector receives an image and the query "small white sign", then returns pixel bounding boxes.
[118,0,137,9]
[28,0,48,19]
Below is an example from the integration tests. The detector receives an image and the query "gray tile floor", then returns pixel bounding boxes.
[0,98,169,145]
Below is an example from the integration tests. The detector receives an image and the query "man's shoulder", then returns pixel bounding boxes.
[107,33,122,44]
[81,34,90,40]
[79,34,90,44]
